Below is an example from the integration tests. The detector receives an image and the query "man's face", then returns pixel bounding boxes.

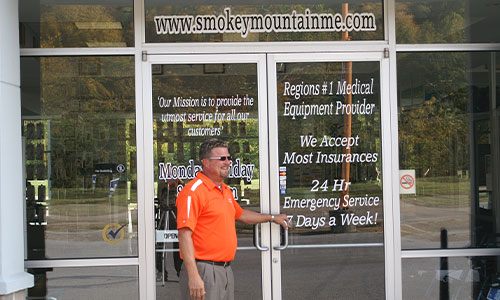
[202,147,231,182]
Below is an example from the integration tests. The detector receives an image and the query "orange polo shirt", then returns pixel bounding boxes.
[176,172,243,262]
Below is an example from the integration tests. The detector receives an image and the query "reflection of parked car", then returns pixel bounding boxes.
[155,179,182,284]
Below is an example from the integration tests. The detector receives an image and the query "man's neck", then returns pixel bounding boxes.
[201,171,223,187]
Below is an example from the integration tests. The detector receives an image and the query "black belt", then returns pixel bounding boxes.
[196,260,231,267]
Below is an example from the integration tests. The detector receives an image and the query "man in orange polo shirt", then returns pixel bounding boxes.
[177,139,288,300]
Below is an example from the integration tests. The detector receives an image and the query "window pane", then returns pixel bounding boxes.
[27,266,138,299]
[21,56,137,259]
[403,256,500,299]
[398,52,500,249]
[145,1,383,43]
[19,0,134,48]
[396,0,500,43]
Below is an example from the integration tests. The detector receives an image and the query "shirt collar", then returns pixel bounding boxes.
[197,172,227,191]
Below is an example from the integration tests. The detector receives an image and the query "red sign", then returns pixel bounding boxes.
[400,174,415,190]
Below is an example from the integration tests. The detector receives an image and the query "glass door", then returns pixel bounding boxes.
[267,53,392,299]
[143,54,272,299]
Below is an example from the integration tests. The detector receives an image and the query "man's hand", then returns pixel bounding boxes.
[189,272,205,300]
[271,214,290,230]
[237,210,290,230]
[178,228,205,300]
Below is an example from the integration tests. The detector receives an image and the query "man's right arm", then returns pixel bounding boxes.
[178,227,205,300]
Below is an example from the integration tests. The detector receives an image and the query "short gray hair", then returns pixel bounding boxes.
[199,139,228,161]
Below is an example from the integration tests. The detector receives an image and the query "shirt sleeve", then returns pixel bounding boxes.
[233,198,243,220]
[176,188,200,232]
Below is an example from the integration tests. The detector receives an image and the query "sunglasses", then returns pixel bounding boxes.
[206,156,232,161]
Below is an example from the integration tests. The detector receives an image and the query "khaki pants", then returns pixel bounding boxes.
[180,261,234,300]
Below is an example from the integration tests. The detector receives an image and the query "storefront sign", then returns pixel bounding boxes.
[277,61,382,233]
[158,158,254,183]
[156,230,179,243]
[153,63,260,204]
[154,7,376,38]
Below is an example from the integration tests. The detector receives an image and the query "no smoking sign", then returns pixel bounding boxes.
[399,170,416,194]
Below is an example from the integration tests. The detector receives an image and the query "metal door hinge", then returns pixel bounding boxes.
[142,51,147,62]
[384,48,389,58]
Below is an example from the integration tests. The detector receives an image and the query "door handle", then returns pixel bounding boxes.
[253,223,269,251]
[273,225,288,251]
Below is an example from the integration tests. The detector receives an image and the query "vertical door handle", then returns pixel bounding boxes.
[253,223,269,251]
[273,225,288,250]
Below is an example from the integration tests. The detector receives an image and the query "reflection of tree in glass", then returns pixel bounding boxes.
[40,4,133,47]
[398,52,469,177]
[40,57,135,188]
[396,2,466,43]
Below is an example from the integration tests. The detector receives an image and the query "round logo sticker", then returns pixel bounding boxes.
[102,223,126,245]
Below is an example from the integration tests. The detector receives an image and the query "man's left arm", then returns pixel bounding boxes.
[237,209,289,229]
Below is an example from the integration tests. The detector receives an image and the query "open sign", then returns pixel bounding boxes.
[155,230,179,243]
